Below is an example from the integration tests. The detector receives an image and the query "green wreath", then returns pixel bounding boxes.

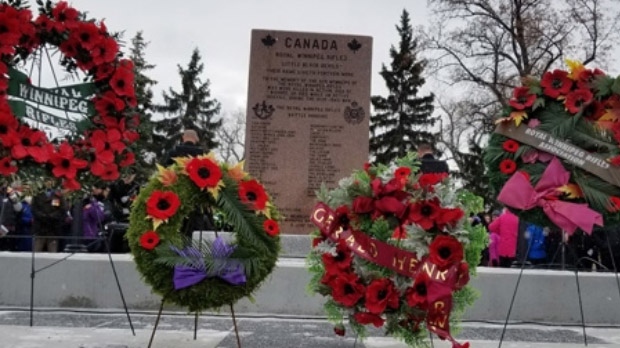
[485,60,620,233]
[127,154,281,312]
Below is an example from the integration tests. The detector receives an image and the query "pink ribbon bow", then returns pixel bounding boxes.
[498,157,603,235]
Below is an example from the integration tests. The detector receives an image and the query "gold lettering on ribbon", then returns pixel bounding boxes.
[434,301,445,311]
[436,270,448,281]
[423,263,435,277]
[393,255,407,271]
[369,242,378,257]
[334,226,344,238]
[409,258,419,274]
[312,208,326,223]
[430,315,448,329]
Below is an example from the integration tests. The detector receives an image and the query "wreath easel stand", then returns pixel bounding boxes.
[146,224,243,348]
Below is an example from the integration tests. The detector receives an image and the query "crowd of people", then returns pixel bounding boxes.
[0,171,140,253]
[473,208,620,271]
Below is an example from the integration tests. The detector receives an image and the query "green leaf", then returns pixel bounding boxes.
[611,76,620,95]
[531,98,545,111]
[594,75,615,97]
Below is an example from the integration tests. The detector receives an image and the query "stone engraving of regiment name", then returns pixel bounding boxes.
[244,29,372,234]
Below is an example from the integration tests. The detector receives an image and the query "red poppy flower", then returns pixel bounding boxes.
[509,86,537,110]
[119,151,135,167]
[353,312,385,327]
[11,125,50,163]
[429,235,464,269]
[577,68,605,89]
[95,63,115,81]
[565,89,594,114]
[90,129,126,154]
[71,21,102,50]
[263,219,280,236]
[186,157,222,189]
[607,196,620,213]
[0,111,20,147]
[51,1,79,28]
[406,272,430,309]
[238,179,268,210]
[109,66,135,97]
[394,166,411,184]
[392,225,407,239]
[330,272,365,307]
[365,278,400,314]
[333,324,345,336]
[50,142,88,179]
[0,12,21,49]
[582,101,605,120]
[541,70,573,98]
[352,196,374,214]
[139,230,160,250]
[92,36,119,65]
[418,172,448,188]
[0,157,17,176]
[63,178,81,191]
[59,37,79,58]
[502,139,519,153]
[94,91,126,117]
[436,207,465,230]
[322,239,353,273]
[408,199,441,230]
[499,159,517,175]
[334,205,351,230]
[146,190,181,220]
[95,162,120,181]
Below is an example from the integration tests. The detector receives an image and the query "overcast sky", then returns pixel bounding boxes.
[69,0,620,118]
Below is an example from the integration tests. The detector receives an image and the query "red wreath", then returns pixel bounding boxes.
[0,1,139,190]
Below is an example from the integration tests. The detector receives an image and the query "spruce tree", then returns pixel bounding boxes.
[370,9,437,165]
[153,48,221,160]
[128,31,157,177]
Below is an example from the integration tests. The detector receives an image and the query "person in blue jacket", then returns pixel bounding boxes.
[526,223,547,265]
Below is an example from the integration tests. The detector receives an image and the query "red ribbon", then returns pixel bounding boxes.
[311,202,468,348]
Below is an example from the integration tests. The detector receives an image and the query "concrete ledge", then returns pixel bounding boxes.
[1,252,619,324]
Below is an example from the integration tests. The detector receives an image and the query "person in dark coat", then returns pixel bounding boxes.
[161,129,205,167]
[109,170,139,223]
[32,180,69,252]
[417,142,449,174]
[161,129,215,239]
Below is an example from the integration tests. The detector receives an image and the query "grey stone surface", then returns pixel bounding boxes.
[2,251,620,324]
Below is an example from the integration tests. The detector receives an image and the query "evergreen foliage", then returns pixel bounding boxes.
[128,31,157,179]
[153,49,222,162]
[370,10,437,164]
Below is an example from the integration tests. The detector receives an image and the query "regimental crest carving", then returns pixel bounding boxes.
[347,38,362,53]
[343,101,365,124]
[261,34,277,47]
[252,101,275,119]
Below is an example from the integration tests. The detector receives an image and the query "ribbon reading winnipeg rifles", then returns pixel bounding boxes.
[311,203,469,347]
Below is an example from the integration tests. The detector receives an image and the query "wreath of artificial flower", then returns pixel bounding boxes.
[127,154,281,312]
[485,60,620,235]
[0,0,139,190]
[307,154,486,348]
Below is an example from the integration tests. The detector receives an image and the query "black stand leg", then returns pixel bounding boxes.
[429,330,434,347]
[29,235,35,327]
[103,235,135,336]
[194,311,199,340]
[230,303,242,348]
[498,237,532,348]
[574,270,588,346]
[353,335,358,348]
[148,297,166,348]
[606,233,620,302]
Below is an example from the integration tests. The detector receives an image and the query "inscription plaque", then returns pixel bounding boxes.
[245,29,372,234]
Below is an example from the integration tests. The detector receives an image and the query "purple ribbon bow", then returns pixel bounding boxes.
[172,237,247,290]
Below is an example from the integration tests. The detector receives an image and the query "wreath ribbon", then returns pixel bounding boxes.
[498,157,603,235]
[311,203,469,348]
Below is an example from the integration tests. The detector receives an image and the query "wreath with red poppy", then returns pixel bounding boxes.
[126,154,281,312]
[485,60,620,232]
[307,154,486,348]
[0,0,139,190]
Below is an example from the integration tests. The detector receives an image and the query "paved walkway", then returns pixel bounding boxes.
[1,310,619,347]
